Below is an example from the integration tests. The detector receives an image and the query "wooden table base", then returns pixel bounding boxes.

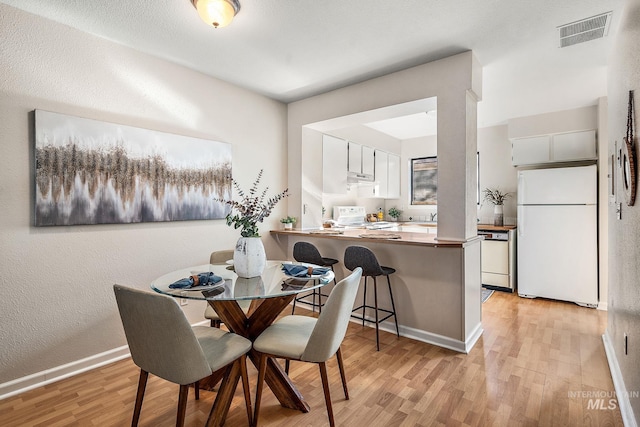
[209,296,311,413]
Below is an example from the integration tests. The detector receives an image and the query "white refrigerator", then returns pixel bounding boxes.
[517,165,598,307]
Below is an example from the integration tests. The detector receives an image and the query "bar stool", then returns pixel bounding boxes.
[344,245,400,351]
[291,241,339,314]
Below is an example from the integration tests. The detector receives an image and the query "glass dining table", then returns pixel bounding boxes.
[151,260,335,417]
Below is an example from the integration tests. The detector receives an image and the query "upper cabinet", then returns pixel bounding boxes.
[358,150,401,199]
[323,134,400,198]
[387,153,401,199]
[362,146,375,176]
[323,135,348,194]
[511,130,597,166]
[348,142,375,181]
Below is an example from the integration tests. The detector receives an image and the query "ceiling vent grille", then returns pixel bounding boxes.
[558,12,612,48]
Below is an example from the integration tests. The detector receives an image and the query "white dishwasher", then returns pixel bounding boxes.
[478,228,516,292]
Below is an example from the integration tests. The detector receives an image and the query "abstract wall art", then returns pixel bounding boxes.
[34,110,232,226]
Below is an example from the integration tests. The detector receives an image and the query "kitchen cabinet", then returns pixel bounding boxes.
[348,142,375,180]
[375,150,388,197]
[511,130,596,166]
[348,141,362,174]
[511,135,550,166]
[362,145,375,176]
[357,150,401,199]
[387,153,401,198]
[552,130,597,162]
[323,135,348,194]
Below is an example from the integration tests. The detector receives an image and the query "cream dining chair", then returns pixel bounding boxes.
[204,250,251,327]
[113,284,253,427]
[251,267,363,427]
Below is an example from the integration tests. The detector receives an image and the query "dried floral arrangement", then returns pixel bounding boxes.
[482,188,512,206]
[215,169,289,237]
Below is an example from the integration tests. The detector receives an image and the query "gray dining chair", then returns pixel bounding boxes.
[204,249,251,327]
[291,241,339,314]
[252,267,363,427]
[344,245,400,351]
[113,284,253,427]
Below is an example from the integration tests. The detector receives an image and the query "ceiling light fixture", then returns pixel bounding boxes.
[191,0,241,28]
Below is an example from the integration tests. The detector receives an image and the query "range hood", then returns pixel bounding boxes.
[347,171,374,182]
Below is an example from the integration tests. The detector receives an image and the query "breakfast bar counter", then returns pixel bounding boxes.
[271,228,480,248]
[270,227,483,353]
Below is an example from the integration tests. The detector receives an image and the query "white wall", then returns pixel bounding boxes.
[477,125,518,225]
[605,0,640,423]
[0,4,288,391]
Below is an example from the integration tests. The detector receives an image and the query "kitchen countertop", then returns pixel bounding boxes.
[476,224,517,231]
[271,228,480,248]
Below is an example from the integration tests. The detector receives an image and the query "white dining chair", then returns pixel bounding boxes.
[113,284,253,427]
[251,267,363,427]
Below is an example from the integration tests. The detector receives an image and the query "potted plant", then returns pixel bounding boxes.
[482,188,512,226]
[280,216,296,230]
[388,207,402,221]
[215,169,289,277]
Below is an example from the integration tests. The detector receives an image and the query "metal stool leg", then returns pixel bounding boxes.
[291,295,297,314]
[373,276,380,351]
[362,276,368,327]
[387,275,400,337]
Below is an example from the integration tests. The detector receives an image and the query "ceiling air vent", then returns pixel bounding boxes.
[557,12,612,48]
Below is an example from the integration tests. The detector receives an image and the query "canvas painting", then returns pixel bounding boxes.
[34,110,232,226]
[411,156,437,205]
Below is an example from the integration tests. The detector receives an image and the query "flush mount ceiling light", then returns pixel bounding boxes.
[191,0,241,28]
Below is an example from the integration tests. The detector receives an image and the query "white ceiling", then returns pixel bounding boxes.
[1,0,623,137]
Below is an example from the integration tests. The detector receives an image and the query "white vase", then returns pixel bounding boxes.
[284,223,293,230]
[234,237,266,278]
[493,204,504,226]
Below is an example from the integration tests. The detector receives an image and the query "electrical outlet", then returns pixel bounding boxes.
[180,292,188,306]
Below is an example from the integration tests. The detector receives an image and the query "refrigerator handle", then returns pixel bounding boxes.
[517,173,524,205]
[518,206,524,237]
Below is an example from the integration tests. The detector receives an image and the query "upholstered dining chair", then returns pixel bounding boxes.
[204,249,251,327]
[252,267,363,427]
[113,284,253,427]
[291,241,339,314]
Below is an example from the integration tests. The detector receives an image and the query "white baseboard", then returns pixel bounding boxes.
[347,316,481,354]
[0,319,211,401]
[598,301,608,311]
[602,332,638,427]
[0,345,131,401]
[294,299,482,353]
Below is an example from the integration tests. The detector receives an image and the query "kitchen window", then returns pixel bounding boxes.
[411,156,437,205]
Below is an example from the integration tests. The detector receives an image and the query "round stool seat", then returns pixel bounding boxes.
[321,257,339,267]
[380,266,396,276]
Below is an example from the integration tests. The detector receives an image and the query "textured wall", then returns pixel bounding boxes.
[607,0,640,422]
[0,4,287,385]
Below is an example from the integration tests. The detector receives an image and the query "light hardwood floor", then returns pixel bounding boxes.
[0,291,624,426]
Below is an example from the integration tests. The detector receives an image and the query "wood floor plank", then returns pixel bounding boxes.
[0,292,625,426]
